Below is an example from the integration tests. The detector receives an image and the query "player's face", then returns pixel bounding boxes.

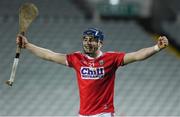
[82,35,100,55]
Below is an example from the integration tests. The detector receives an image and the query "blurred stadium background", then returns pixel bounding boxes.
[0,0,180,116]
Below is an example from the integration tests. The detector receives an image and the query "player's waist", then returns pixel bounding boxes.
[79,103,114,116]
[79,112,114,117]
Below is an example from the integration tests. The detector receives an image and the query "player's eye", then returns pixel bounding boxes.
[89,38,96,42]
[83,38,88,42]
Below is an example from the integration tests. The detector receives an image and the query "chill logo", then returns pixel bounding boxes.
[80,67,105,79]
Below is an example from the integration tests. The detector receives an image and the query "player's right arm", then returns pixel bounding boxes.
[16,34,67,65]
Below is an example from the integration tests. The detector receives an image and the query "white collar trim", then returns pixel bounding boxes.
[85,51,103,59]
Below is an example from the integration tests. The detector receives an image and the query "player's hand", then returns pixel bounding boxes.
[16,34,29,48]
[157,36,169,50]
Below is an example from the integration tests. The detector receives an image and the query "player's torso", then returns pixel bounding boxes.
[73,52,118,115]
[67,51,125,115]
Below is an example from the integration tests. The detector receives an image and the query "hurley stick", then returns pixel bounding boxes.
[6,3,38,86]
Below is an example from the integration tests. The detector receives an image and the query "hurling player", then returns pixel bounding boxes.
[16,28,168,117]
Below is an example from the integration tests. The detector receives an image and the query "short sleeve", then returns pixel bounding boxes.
[66,53,75,67]
[114,52,126,67]
[66,52,80,68]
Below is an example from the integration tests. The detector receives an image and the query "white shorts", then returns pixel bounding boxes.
[79,112,114,117]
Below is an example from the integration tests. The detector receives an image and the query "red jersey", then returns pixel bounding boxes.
[66,51,125,116]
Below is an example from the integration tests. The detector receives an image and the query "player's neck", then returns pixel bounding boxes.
[85,50,102,59]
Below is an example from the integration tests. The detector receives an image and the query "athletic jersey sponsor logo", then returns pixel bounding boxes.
[80,67,105,79]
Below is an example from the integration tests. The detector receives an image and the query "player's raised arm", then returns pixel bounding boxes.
[123,36,169,65]
[16,34,67,65]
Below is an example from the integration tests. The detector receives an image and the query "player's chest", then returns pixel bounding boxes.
[80,59,105,67]
[76,58,114,80]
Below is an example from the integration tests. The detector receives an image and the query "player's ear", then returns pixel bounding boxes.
[98,41,103,48]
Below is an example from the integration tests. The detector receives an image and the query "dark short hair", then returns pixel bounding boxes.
[83,28,104,41]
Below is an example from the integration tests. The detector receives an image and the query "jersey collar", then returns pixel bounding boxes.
[85,51,103,59]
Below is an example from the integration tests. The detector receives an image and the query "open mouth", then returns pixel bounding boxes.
[84,45,92,49]
[84,46,94,52]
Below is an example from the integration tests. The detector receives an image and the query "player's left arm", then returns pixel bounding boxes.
[123,36,169,65]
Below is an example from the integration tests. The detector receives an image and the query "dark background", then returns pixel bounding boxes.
[0,0,179,116]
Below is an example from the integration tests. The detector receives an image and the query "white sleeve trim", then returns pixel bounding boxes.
[65,55,69,66]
